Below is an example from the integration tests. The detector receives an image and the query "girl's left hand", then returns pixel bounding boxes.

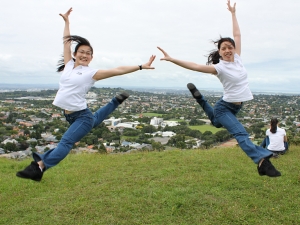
[59,7,73,22]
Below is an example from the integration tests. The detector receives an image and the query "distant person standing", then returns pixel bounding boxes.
[16,7,156,181]
[157,0,281,177]
[261,118,288,157]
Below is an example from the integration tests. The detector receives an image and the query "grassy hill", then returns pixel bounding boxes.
[1,146,300,225]
[188,124,225,134]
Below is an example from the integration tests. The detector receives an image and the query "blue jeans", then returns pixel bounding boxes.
[33,97,120,170]
[196,96,272,164]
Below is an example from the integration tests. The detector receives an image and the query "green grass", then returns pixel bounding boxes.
[138,112,163,117]
[1,146,300,225]
[121,135,139,140]
[189,124,225,134]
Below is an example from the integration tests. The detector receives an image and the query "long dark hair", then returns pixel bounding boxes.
[56,35,93,72]
[206,37,235,65]
[270,118,278,134]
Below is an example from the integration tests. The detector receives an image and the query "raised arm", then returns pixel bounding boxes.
[59,8,73,64]
[157,47,217,75]
[92,55,156,81]
[227,0,241,55]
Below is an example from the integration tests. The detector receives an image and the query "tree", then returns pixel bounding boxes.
[202,131,213,136]
[189,118,205,126]
[167,134,186,149]
[6,112,14,123]
[0,127,6,135]
[98,143,107,154]
[4,142,19,152]
[185,139,197,149]
[215,130,232,142]
[151,140,165,151]
[24,129,30,136]
[19,142,29,150]
[179,121,187,126]
[202,140,214,149]
[123,128,140,136]
[142,125,157,133]
[30,141,38,148]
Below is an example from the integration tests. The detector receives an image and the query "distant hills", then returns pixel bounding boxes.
[0,83,299,95]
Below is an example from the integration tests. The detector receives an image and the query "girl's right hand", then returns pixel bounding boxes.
[227,0,236,14]
[59,7,73,22]
[157,47,172,61]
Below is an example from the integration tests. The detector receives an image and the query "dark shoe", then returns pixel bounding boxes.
[187,83,202,99]
[257,158,281,177]
[272,153,279,158]
[116,92,129,104]
[16,161,43,181]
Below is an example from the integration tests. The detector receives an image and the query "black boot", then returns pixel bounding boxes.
[257,158,281,177]
[187,83,202,99]
[116,92,129,104]
[16,161,43,181]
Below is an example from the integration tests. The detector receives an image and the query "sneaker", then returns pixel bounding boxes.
[257,158,281,177]
[272,153,279,158]
[187,83,202,99]
[116,92,129,104]
[16,161,43,181]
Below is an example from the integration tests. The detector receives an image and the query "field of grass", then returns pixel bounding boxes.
[1,146,300,224]
[189,124,225,134]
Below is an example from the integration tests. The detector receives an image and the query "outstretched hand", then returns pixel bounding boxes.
[157,47,172,61]
[142,55,156,69]
[59,7,73,22]
[227,0,236,13]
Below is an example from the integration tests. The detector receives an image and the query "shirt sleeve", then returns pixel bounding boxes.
[90,69,98,80]
[63,59,74,70]
[213,63,221,76]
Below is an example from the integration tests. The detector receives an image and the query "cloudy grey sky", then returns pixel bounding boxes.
[1,0,299,93]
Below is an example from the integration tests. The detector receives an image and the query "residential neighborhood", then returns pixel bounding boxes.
[1,87,300,159]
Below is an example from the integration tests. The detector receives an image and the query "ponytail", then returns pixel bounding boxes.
[207,50,221,65]
[270,118,278,134]
[56,56,75,72]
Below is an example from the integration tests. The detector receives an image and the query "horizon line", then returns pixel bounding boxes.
[0,83,299,95]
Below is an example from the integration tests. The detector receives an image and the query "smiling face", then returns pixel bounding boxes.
[218,41,235,62]
[74,45,93,67]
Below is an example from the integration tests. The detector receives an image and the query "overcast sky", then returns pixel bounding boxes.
[1,0,299,93]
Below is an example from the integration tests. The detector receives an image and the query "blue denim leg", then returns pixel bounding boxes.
[92,97,120,128]
[195,96,223,128]
[33,108,94,170]
[33,98,120,170]
[260,137,270,148]
[213,100,272,164]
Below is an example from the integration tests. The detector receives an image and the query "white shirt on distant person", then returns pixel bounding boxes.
[266,127,286,151]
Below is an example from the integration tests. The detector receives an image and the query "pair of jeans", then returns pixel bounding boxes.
[33,97,120,170]
[196,96,272,164]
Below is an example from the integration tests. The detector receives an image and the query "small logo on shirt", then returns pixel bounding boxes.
[76,72,82,75]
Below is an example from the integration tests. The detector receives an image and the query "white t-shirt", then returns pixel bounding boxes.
[53,60,97,111]
[213,53,253,102]
[266,127,286,151]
